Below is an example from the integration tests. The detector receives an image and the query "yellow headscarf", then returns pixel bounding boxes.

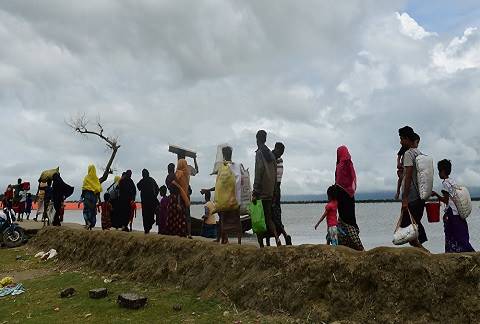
[114,175,121,184]
[82,165,102,194]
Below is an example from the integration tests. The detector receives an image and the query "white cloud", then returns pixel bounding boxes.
[396,12,437,40]
[432,27,480,73]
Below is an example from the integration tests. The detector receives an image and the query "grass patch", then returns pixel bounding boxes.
[0,247,294,323]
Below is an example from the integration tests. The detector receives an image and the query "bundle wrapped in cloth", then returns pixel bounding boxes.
[38,167,60,182]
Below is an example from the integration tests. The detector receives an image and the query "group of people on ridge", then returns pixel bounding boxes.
[1,126,476,253]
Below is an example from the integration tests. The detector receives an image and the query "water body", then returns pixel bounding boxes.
[63,201,480,253]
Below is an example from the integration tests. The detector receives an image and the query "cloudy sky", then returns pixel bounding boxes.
[1,0,480,198]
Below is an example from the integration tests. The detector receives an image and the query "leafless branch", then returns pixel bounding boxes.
[68,114,121,183]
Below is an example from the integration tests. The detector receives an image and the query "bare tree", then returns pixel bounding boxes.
[68,114,120,183]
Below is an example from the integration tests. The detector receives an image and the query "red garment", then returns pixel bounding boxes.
[335,146,357,198]
[99,201,112,229]
[129,201,137,223]
[325,200,338,227]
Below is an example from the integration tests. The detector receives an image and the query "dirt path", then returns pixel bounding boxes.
[0,268,52,282]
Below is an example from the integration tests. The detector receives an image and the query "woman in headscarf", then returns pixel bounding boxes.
[118,170,136,231]
[52,173,74,226]
[137,169,160,234]
[80,165,102,230]
[165,161,189,237]
[335,146,364,251]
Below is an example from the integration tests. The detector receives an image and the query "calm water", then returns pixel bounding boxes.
[63,202,480,253]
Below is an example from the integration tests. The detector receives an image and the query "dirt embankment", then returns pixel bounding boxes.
[30,227,480,323]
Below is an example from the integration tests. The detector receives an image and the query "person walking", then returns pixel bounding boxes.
[253,130,281,247]
[118,170,136,231]
[335,145,364,251]
[165,162,189,237]
[271,142,292,245]
[398,126,428,251]
[432,159,475,253]
[137,169,160,234]
[51,173,74,226]
[79,165,102,230]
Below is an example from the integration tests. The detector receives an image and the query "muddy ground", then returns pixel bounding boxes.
[29,227,480,323]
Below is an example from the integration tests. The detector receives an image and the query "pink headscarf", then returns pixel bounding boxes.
[335,146,357,198]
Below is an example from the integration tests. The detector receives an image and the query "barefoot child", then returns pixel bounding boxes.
[432,159,475,253]
[201,191,217,239]
[314,185,338,246]
[98,193,113,230]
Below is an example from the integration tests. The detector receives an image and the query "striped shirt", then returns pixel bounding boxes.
[276,158,284,183]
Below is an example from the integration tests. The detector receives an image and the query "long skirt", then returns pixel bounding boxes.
[110,198,121,229]
[165,193,186,237]
[444,207,475,253]
[118,199,132,228]
[338,219,364,251]
[82,190,97,228]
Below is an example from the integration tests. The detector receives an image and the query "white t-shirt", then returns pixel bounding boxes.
[442,178,459,215]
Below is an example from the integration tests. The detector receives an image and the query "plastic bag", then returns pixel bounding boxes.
[239,164,252,215]
[38,167,60,182]
[214,163,239,212]
[248,200,267,235]
[392,209,419,245]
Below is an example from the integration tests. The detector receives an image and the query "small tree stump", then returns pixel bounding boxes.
[60,288,76,298]
[117,293,147,309]
[89,288,108,299]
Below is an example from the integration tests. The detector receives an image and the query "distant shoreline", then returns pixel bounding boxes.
[4,197,479,211]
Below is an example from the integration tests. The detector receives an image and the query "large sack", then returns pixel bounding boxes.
[211,143,230,175]
[239,164,252,215]
[248,200,267,235]
[214,163,239,212]
[452,185,472,219]
[415,155,434,200]
[39,167,60,182]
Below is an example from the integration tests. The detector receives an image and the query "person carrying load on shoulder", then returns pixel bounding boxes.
[252,130,280,248]
[201,146,242,245]
[432,159,475,253]
[395,134,420,200]
[398,126,429,252]
[176,153,198,239]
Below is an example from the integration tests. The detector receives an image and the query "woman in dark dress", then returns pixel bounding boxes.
[137,169,160,234]
[51,173,74,226]
[118,170,136,231]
